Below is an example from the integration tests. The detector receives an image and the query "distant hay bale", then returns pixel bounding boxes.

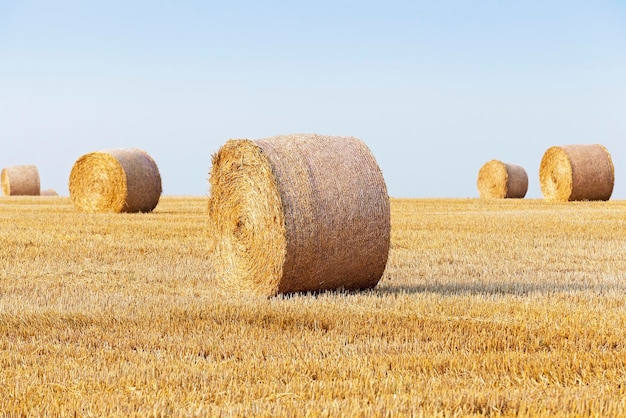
[69,148,162,213]
[40,189,59,197]
[539,144,614,202]
[477,160,528,199]
[208,134,391,296]
[1,165,40,196]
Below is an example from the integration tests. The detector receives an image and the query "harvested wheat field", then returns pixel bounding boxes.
[1,196,626,416]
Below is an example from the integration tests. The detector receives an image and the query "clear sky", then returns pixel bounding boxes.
[1,1,625,198]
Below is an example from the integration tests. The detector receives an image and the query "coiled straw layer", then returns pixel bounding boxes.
[477,160,528,199]
[69,148,162,213]
[208,134,391,296]
[539,144,614,202]
[1,165,40,196]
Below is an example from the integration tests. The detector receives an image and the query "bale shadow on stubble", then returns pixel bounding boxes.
[276,287,373,300]
[272,277,626,300]
[374,280,626,297]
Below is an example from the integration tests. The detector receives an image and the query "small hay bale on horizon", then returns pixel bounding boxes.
[40,189,59,197]
[539,144,614,202]
[1,165,40,196]
[477,160,528,199]
[208,133,391,297]
[69,148,162,213]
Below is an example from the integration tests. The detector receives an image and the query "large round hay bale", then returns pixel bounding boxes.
[1,165,40,196]
[69,148,162,213]
[539,144,614,202]
[477,160,528,199]
[208,134,391,296]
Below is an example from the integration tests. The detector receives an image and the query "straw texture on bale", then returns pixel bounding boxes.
[208,134,391,296]
[477,160,528,199]
[1,165,40,196]
[40,189,59,197]
[539,144,614,202]
[69,148,162,213]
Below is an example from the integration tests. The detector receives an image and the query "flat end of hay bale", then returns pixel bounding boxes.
[69,148,162,213]
[477,160,509,199]
[69,152,128,212]
[208,139,286,296]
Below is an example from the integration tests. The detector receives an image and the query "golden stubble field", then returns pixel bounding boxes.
[1,196,626,416]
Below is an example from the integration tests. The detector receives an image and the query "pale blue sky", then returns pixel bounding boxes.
[1,1,625,198]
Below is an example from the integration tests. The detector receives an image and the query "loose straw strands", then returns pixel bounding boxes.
[208,134,391,296]
[539,144,614,202]
[1,165,40,196]
[477,160,528,199]
[69,148,162,213]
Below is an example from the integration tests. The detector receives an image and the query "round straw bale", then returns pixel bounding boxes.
[208,134,391,296]
[69,148,162,213]
[1,165,40,196]
[477,160,528,199]
[539,144,614,202]
[40,189,59,197]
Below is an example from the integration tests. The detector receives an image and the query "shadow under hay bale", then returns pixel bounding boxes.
[539,144,614,202]
[69,148,162,213]
[208,133,391,297]
[477,160,528,199]
[1,165,40,196]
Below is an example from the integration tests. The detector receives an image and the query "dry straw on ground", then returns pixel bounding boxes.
[1,165,40,196]
[69,148,162,213]
[208,133,391,296]
[539,144,614,202]
[477,160,528,199]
